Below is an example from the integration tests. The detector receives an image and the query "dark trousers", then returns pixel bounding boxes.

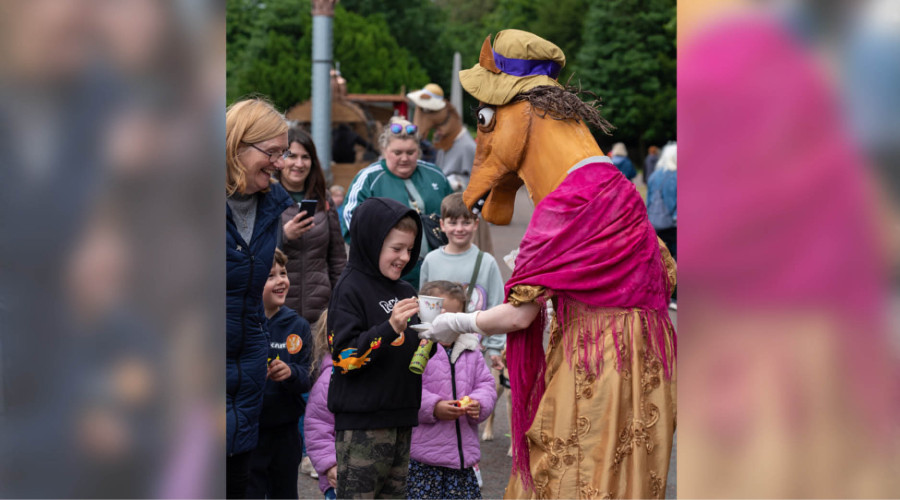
[227,451,253,499]
[247,423,303,499]
[656,227,677,301]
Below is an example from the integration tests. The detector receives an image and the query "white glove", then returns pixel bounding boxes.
[417,311,483,344]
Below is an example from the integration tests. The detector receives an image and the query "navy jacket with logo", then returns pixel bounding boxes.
[226,183,293,455]
[259,306,313,428]
[327,197,424,431]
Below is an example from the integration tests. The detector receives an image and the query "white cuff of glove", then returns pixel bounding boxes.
[456,310,484,335]
[419,311,484,344]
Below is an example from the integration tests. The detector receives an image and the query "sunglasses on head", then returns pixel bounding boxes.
[390,123,418,135]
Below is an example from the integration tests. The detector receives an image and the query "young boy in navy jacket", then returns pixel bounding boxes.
[326,197,423,498]
[247,248,313,499]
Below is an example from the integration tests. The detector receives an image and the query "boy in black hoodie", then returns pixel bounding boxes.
[327,197,424,498]
[247,248,313,499]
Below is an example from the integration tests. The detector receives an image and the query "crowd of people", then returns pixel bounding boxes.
[225,88,677,499]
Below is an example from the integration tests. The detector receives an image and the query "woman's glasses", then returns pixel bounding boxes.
[390,123,418,135]
[247,143,293,163]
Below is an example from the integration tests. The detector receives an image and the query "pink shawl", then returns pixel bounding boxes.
[504,159,675,488]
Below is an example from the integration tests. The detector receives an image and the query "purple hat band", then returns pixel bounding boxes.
[492,50,562,79]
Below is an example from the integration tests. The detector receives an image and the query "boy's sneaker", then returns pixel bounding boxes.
[300,456,318,478]
[668,300,677,311]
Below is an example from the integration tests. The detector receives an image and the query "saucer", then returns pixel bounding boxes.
[410,323,431,333]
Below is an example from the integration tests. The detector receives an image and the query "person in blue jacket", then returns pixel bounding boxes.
[646,142,677,309]
[247,248,313,499]
[226,97,295,499]
[610,142,637,181]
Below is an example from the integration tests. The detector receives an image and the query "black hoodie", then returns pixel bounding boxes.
[327,197,424,430]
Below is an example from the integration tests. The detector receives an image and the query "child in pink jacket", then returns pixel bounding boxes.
[304,311,338,499]
[408,281,497,499]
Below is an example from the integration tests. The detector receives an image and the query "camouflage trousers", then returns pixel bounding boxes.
[335,427,412,499]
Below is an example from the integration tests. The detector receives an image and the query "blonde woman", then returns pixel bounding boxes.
[340,118,453,287]
[225,97,293,499]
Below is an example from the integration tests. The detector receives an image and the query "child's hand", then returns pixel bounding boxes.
[326,466,337,488]
[464,398,481,419]
[434,400,466,421]
[490,354,505,372]
[283,211,315,240]
[389,297,419,334]
[267,358,292,382]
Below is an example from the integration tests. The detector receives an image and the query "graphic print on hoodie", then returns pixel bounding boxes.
[326,197,425,431]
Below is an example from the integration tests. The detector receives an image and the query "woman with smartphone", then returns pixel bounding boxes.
[276,126,347,326]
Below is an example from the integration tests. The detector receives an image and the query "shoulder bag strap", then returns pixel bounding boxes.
[402,180,423,214]
[465,250,484,306]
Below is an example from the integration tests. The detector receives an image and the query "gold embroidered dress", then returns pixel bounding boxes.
[504,268,676,500]
[494,155,677,499]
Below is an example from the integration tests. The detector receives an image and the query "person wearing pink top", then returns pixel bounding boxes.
[304,356,337,499]
[304,310,338,500]
[407,281,497,499]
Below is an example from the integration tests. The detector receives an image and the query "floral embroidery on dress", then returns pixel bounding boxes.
[536,412,591,497]
[641,344,663,394]
[649,470,664,499]
[532,469,551,499]
[574,361,597,400]
[611,401,660,474]
[579,480,613,499]
[539,402,590,452]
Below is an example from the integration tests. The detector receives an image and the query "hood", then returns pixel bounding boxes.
[347,197,422,279]
[449,333,481,363]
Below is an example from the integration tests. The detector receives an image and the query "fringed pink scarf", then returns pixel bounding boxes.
[504,159,676,490]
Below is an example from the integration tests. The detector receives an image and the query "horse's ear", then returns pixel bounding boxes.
[479,35,500,74]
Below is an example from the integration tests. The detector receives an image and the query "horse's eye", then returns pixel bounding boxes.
[477,107,495,128]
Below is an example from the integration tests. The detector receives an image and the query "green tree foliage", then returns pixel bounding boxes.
[434,0,495,63]
[479,0,537,33]
[333,9,429,96]
[228,0,312,111]
[336,0,452,91]
[573,0,676,153]
[226,0,675,154]
[533,0,589,77]
[226,0,267,102]
[227,0,428,111]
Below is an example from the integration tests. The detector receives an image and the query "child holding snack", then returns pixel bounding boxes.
[407,281,497,499]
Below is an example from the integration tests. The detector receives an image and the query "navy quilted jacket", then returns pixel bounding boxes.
[226,183,293,455]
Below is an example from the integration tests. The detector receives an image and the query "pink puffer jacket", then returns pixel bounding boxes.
[411,334,497,469]
[305,359,335,493]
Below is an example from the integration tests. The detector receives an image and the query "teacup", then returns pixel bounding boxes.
[417,295,444,324]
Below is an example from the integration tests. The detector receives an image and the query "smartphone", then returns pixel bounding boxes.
[298,199,318,220]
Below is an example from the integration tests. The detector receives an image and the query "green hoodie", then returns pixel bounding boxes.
[341,159,452,286]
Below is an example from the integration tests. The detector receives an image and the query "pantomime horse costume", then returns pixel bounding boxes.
[408,83,494,255]
[460,30,677,499]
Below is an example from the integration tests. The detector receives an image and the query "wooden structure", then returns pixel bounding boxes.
[286,88,411,190]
